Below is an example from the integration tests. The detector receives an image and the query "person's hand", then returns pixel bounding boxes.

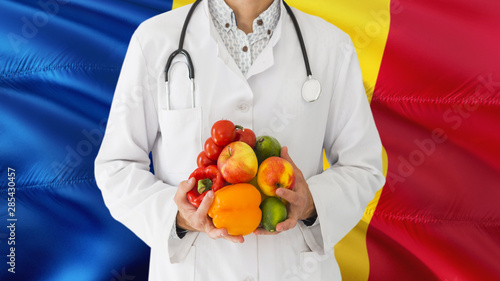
[174,177,244,243]
[254,146,316,235]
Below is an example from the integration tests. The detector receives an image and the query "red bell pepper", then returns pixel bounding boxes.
[187,165,225,208]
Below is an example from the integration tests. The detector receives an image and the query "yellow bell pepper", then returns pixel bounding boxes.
[208,183,262,236]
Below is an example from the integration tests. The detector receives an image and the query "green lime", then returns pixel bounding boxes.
[254,136,281,165]
[260,197,287,232]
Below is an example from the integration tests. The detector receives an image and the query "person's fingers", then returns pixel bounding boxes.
[175,178,196,202]
[280,146,298,170]
[196,190,214,218]
[183,177,197,192]
[206,225,227,239]
[276,187,299,204]
[206,227,244,243]
[280,146,305,189]
[276,218,297,232]
[253,227,280,235]
[175,179,199,213]
[222,234,245,243]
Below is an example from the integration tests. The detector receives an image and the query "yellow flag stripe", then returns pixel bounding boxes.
[302,0,390,279]
[172,0,193,10]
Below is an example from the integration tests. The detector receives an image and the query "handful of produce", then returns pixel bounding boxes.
[187,119,295,235]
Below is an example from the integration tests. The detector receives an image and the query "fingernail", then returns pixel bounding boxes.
[207,191,214,198]
[276,223,283,231]
[276,188,282,196]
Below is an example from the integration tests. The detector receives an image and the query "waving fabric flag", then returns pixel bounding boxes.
[1,0,499,281]
[0,1,170,280]
[309,0,500,280]
[366,1,500,280]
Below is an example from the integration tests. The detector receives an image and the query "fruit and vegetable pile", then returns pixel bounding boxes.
[187,120,295,235]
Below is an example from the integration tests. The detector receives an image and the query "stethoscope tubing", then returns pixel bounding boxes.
[164,0,201,82]
[282,1,312,77]
[164,0,320,109]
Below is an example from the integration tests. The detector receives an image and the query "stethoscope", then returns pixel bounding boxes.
[164,0,321,110]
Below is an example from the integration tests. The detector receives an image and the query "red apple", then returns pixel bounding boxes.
[217,141,258,184]
[257,157,295,196]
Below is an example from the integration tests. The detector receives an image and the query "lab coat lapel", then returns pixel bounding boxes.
[203,0,247,82]
[244,38,275,80]
[245,0,285,80]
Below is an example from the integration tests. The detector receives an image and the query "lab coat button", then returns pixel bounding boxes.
[238,103,249,112]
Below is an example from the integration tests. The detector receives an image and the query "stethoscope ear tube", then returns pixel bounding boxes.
[165,49,195,82]
[163,0,201,110]
[164,0,200,83]
[164,53,196,110]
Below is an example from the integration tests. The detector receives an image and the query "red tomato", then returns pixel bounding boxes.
[197,151,217,167]
[211,120,236,146]
[235,127,256,148]
[204,137,224,160]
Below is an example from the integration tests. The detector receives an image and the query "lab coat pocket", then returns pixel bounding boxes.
[175,246,196,281]
[158,106,202,176]
[297,251,323,281]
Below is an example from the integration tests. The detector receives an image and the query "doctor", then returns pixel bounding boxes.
[95,0,385,280]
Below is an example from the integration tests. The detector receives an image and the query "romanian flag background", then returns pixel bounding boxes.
[1,0,499,280]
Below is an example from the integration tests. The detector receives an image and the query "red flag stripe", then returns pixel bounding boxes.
[368,0,500,279]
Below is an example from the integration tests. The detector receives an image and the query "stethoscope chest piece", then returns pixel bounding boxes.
[302,76,322,102]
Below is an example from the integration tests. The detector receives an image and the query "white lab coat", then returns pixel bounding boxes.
[95,1,385,280]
